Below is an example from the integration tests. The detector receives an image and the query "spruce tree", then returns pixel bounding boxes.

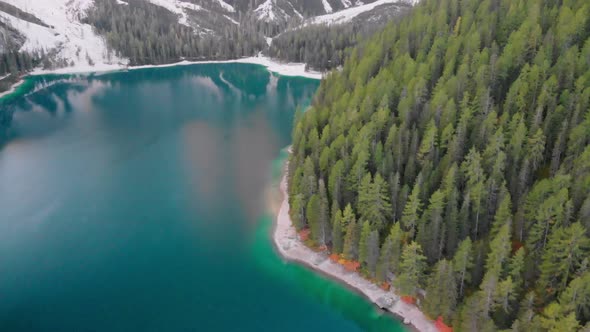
[423,259,457,322]
[331,208,344,254]
[394,241,426,298]
[453,238,474,298]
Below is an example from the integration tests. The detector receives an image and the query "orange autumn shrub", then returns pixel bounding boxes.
[298,228,310,241]
[401,295,416,304]
[435,316,453,332]
[340,260,360,272]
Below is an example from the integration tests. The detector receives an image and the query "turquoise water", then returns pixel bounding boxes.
[0,64,406,331]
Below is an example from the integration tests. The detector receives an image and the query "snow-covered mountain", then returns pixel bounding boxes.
[306,0,416,25]
[0,0,419,73]
[0,0,127,71]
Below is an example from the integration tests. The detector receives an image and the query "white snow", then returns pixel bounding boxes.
[340,0,352,8]
[178,1,203,11]
[265,37,273,47]
[224,15,240,25]
[0,0,417,82]
[254,0,276,21]
[305,0,422,25]
[147,0,204,26]
[308,0,400,25]
[116,0,128,5]
[0,79,24,99]
[31,55,323,80]
[146,0,184,15]
[253,0,297,22]
[0,0,126,70]
[216,0,236,12]
[321,0,333,13]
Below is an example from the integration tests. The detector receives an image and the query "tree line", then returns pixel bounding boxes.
[84,0,269,65]
[269,5,411,71]
[287,0,590,330]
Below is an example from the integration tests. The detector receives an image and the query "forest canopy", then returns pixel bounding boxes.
[287,0,590,330]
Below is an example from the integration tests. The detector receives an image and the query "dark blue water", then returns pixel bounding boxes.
[0,64,405,332]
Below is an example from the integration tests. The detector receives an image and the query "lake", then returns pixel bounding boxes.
[0,63,406,331]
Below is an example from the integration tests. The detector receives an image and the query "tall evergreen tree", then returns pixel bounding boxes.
[394,241,426,298]
[423,259,457,322]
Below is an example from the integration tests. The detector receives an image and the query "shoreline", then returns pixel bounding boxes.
[0,79,25,99]
[29,56,324,80]
[0,56,322,102]
[272,159,437,332]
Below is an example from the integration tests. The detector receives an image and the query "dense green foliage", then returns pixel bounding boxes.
[269,24,358,71]
[287,0,590,329]
[269,5,411,71]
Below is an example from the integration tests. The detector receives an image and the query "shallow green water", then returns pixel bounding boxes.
[0,64,406,332]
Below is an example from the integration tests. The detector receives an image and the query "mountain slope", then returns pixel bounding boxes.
[287,0,590,330]
[306,0,414,25]
[0,0,419,73]
[0,0,126,70]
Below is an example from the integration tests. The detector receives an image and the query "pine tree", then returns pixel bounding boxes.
[491,194,512,239]
[511,292,541,332]
[317,179,330,246]
[461,148,486,238]
[306,194,320,245]
[367,230,380,277]
[417,189,445,263]
[358,173,392,231]
[540,303,580,332]
[302,157,317,200]
[359,220,371,268]
[343,218,360,261]
[290,193,306,230]
[394,241,426,298]
[558,272,590,324]
[538,222,590,301]
[331,208,344,254]
[508,247,525,295]
[376,233,394,282]
[423,259,457,322]
[401,181,422,238]
[453,238,474,298]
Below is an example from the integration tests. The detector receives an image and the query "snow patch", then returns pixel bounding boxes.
[340,0,352,8]
[146,0,205,26]
[254,0,276,21]
[321,0,333,13]
[31,55,323,80]
[216,0,236,12]
[178,2,203,11]
[224,15,239,25]
[308,0,410,25]
[0,0,126,69]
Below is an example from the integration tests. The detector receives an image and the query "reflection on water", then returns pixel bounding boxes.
[0,64,404,332]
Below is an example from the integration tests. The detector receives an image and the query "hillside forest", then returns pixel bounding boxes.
[287,0,590,330]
